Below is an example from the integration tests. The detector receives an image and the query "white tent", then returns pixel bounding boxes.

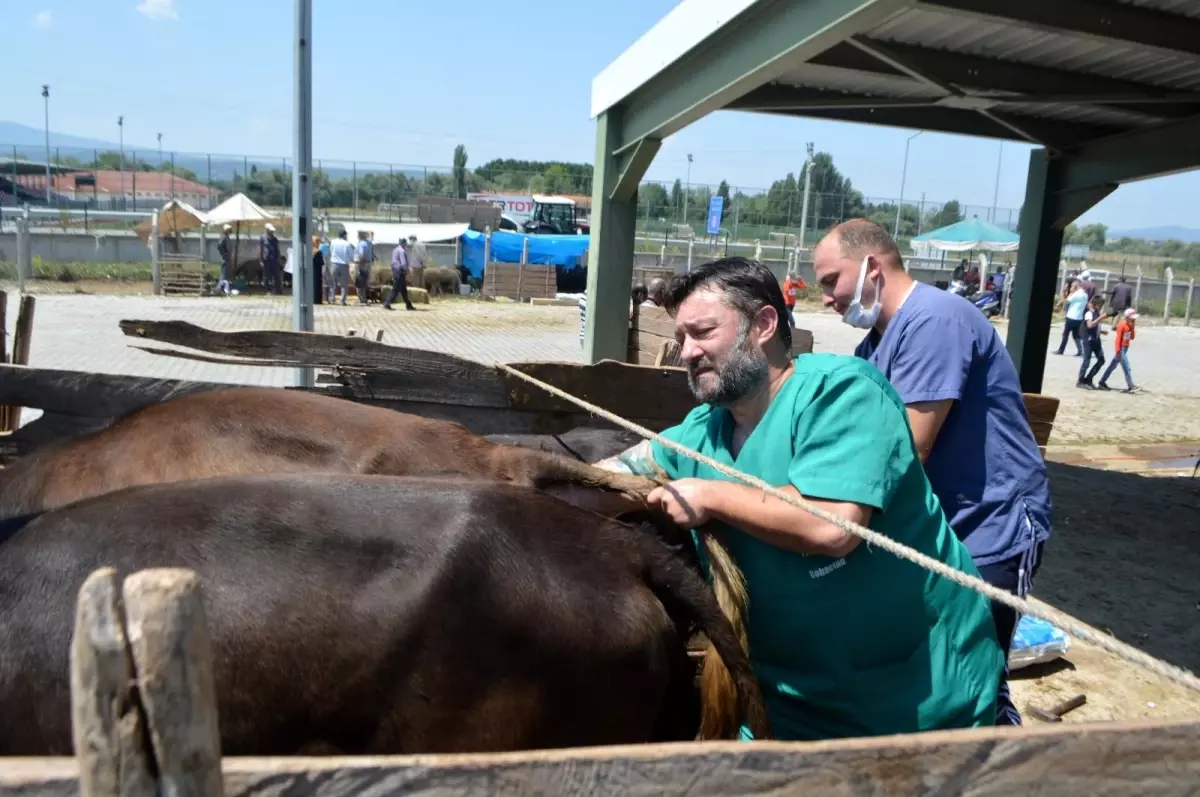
[135,199,209,245]
[205,192,279,228]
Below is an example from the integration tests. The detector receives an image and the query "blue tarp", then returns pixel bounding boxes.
[461,230,590,278]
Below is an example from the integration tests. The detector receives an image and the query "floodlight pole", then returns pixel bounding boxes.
[292,0,314,387]
[42,85,51,204]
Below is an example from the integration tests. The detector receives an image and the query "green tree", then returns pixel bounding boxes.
[639,182,669,219]
[670,179,683,218]
[452,144,468,199]
[716,179,731,220]
[927,200,964,229]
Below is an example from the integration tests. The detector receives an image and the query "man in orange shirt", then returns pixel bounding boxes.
[1098,309,1141,393]
[782,270,806,327]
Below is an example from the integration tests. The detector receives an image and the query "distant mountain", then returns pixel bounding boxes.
[1107,225,1200,243]
[0,121,432,182]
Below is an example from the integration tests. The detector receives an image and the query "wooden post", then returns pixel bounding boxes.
[122,569,223,797]
[5,294,38,430]
[71,568,157,797]
[516,262,525,302]
[1163,266,1173,324]
[1185,278,1195,327]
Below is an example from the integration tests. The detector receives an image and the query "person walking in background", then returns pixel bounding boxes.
[782,269,806,327]
[259,223,282,295]
[354,230,375,304]
[1077,294,1110,389]
[311,235,325,306]
[407,234,428,272]
[1107,276,1133,331]
[644,278,668,307]
[216,224,233,296]
[1056,280,1088,356]
[328,228,354,305]
[1099,309,1141,393]
[384,237,416,311]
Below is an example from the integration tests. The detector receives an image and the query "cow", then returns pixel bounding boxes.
[0,387,658,522]
[0,474,769,755]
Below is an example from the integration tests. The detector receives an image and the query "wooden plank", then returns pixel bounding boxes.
[5,718,1198,797]
[0,364,237,419]
[70,568,156,797]
[121,570,223,797]
[13,295,35,367]
[1024,393,1061,426]
[792,328,814,355]
[1029,420,1055,447]
[631,305,678,339]
[499,359,696,424]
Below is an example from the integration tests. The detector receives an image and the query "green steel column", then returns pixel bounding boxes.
[584,110,638,364]
[1006,149,1064,394]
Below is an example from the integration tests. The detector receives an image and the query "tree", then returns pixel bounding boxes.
[452,145,468,199]
[927,200,963,229]
[716,180,731,220]
[639,183,669,219]
[670,179,683,218]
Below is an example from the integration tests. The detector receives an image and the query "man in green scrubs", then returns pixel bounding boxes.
[597,258,1001,741]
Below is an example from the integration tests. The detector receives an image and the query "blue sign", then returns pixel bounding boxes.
[706,196,724,235]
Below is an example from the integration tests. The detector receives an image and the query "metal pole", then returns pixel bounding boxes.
[682,153,692,225]
[118,117,125,211]
[1185,277,1195,326]
[292,0,315,388]
[42,85,51,203]
[798,142,814,249]
[990,142,1003,222]
[894,131,922,238]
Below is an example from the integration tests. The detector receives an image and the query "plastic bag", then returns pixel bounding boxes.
[1008,614,1070,670]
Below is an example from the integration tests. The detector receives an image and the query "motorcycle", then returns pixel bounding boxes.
[969,288,1002,318]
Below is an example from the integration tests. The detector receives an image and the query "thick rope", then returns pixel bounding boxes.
[496,362,1200,696]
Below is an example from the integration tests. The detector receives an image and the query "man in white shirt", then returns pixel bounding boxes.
[354,231,375,304]
[1055,281,1089,356]
[328,229,355,306]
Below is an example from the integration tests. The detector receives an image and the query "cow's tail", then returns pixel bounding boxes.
[643,532,771,741]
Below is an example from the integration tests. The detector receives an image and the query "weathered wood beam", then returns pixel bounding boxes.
[0,364,238,419]
[6,718,1199,797]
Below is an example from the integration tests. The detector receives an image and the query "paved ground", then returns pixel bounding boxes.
[5,285,1199,444]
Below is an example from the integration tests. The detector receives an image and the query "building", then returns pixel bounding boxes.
[19,169,221,210]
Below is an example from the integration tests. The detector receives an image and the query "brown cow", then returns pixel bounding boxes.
[0,387,657,521]
[0,474,768,755]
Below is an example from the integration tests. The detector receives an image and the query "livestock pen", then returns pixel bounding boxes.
[0,322,1197,795]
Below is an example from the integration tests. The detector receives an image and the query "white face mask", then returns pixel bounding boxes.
[841,255,882,329]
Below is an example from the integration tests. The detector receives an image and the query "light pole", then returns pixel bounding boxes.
[682,153,693,225]
[157,132,163,170]
[291,0,315,387]
[42,85,51,203]
[990,141,1004,223]
[894,131,923,239]
[118,116,125,210]
[798,142,815,249]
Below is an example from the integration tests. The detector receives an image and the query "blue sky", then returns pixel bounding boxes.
[6,0,1197,230]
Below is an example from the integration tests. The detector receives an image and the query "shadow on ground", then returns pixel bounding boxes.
[1036,461,1200,671]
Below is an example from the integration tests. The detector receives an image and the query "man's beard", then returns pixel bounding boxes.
[686,323,770,406]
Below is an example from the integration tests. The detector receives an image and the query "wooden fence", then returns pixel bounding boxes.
[0,292,35,433]
[483,263,557,301]
[627,305,814,367]
[0,320,699,464]
[5,562,1197,797]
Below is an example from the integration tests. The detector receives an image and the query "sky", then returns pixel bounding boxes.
[5,0,1199,231]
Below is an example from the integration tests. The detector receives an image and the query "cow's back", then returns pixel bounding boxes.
[0,474,692,755]
[0,388,650,519]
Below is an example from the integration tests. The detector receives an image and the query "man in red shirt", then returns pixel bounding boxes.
[782,270,806,327]
[1098,309,1140,393]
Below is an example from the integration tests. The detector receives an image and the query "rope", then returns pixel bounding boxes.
[495,362,1200,697]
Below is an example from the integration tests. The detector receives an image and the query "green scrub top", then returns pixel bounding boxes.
[651,353,1001,741]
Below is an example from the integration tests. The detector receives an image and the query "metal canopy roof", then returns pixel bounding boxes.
[0,158,83,177]
[593,0,1200,156]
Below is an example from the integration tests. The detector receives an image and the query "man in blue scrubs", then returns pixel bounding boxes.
[595,258,1001,741]
[812,219,1052,725]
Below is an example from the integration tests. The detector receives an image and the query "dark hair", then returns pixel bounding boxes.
[631,283,648,304]
[664,257,792,351]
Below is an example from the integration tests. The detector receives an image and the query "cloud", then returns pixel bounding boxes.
[32,10,53,28]
[136,0,179,21]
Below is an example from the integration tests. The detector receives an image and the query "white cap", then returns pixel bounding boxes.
[1125,308,1139,319]
[265,223,276,232]
[222,224,232,232]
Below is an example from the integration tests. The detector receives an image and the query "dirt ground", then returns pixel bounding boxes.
[1009,461,1200,724]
